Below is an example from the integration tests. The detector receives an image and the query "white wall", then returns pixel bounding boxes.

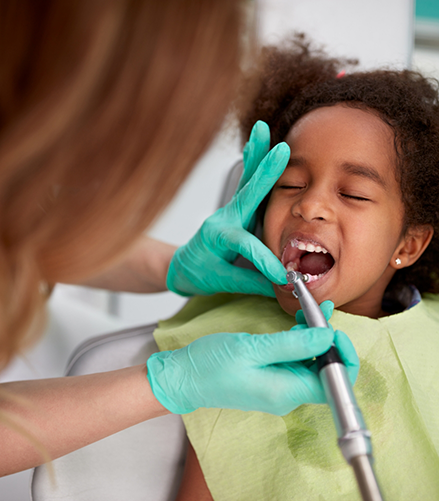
[258,0,413,69]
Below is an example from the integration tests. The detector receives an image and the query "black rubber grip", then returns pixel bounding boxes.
[317,346,343,371]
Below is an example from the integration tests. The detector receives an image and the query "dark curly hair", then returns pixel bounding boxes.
[238,34,439,295]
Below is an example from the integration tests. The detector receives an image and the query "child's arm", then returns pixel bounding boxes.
[176,442,213,501]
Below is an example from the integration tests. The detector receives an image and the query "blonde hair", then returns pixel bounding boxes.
[0,0,245,369]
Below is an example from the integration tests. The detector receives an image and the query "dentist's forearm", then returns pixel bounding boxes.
[75,235,177,293]
[0,365,169,475]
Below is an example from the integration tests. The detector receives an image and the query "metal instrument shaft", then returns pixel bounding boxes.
[286,270,384,501]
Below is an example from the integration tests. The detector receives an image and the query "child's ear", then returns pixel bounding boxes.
[391,225,434,269]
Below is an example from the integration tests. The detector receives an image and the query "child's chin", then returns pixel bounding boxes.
[274,288,301,317]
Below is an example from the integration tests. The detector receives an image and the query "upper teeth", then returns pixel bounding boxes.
[293,240,328,254]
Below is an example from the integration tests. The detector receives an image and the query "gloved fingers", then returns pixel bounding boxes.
[221,228,287,285]
[259,363,326,415]
[203,259,277,297]
[249,327,334,366]
[289,323,308,332]
[147,332,329,416]
[277,363,327,407]
[166,243,217,296]
[238,121,271,191]
[235,142,290,227]
[333,329,360,385]
[295,300,334,325]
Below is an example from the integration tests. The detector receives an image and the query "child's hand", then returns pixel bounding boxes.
[292,300,360,387]
[146,323,354,416]
[166,121,290,298]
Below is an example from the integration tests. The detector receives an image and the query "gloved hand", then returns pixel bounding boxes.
[146,320,358,416]
[166,121,289,298]
[292,300,360,391]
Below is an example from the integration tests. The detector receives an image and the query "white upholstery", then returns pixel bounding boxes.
[31,325,187,501]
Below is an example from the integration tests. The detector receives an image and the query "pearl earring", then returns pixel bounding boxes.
[395,258,401,265]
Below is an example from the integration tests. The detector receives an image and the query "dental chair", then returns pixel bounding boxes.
[31,161,245,501]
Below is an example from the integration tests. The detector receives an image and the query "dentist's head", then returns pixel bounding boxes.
[0,0,245,368]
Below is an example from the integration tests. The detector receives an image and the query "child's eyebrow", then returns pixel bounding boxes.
[287,156,388,189]
[287,156,306,167]
[341,162,387,189]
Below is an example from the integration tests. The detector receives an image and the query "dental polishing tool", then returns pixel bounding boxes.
[286,270,384,501]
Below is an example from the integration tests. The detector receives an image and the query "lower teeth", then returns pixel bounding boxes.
[305,272,326,283]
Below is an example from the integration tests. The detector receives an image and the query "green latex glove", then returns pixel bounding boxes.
[293,300,360,391]
[166,121,289,297]
[146,323,357,416]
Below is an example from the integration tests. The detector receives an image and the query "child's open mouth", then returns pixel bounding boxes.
[281,238,335,284]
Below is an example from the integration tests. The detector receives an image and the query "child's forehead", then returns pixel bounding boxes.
[285,104,397,162]
[287,103,393,141]
[283,104,400,188]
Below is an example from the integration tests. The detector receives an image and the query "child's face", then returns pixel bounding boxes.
[262,104,406,318]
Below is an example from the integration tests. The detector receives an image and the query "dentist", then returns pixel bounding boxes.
[0,0,358,475]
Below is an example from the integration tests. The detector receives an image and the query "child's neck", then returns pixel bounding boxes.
[338,297,388,319]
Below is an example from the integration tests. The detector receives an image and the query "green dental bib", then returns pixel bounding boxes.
[153,294,439,500]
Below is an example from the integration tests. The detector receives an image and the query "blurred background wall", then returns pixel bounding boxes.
[3,0,439,498]
[413,0,439,77]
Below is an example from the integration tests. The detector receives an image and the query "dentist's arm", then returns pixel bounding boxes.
[0,325,358,475]
[80,235,176,293]
[0,365,168,476]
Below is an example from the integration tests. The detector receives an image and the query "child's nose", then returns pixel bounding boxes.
[291,188,333,222]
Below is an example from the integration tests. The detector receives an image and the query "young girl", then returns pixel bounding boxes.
[153,36,439,500]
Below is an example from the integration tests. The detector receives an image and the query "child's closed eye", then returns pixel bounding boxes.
[340,193,371,202]
[277,185,371,202]
[278,184,305,190]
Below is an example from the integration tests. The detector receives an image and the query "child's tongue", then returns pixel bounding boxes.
[299,252,334,276]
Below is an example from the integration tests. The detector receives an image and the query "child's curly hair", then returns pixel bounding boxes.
[239,34,439,294]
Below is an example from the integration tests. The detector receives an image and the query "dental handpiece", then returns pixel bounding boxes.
[286,271,384,501]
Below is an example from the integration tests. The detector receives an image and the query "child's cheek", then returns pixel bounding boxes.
[274,288,301,317]
[261,202,280,255]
